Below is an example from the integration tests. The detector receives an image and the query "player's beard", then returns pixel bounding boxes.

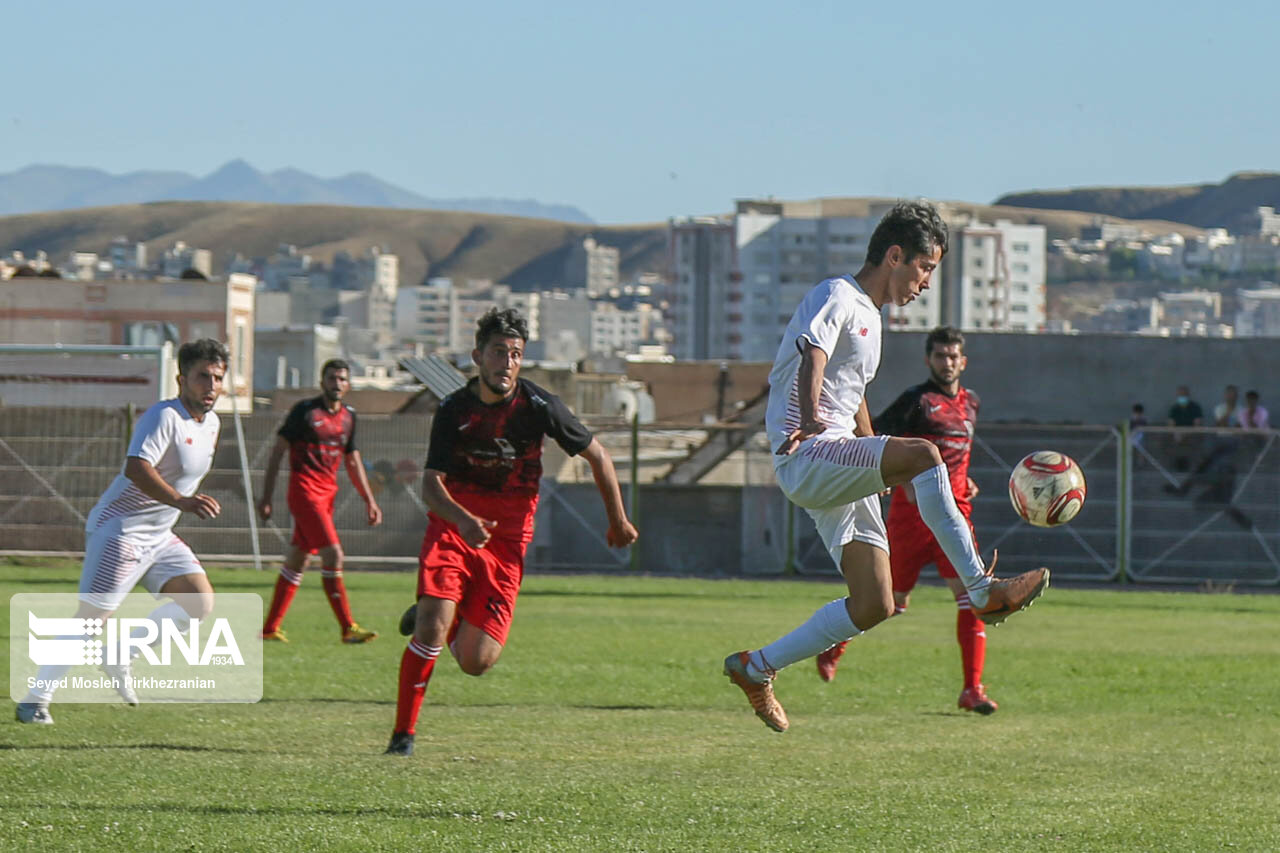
[479,367,515,398]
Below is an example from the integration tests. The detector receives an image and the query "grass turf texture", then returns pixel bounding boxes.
[2,558,1278,852]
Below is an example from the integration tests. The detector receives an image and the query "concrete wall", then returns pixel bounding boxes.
[867,331,1280,425]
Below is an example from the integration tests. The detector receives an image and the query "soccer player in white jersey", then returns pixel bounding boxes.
[16,339,229,725]
[722,202,1050,733]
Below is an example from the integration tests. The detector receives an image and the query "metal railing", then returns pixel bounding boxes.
[2,408,1276,585]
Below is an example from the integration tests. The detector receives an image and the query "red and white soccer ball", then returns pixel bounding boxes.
[1008,451,1087,527]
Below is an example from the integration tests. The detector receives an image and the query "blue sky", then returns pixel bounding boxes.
[8,1,1275,223]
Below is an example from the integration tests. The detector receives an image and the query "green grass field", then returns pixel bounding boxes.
[2,558,1278,852]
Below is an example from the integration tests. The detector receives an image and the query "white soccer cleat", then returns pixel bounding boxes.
[15,702,54,724]
[101,660,139,706]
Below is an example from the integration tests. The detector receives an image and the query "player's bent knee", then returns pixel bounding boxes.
[851,595,894,629]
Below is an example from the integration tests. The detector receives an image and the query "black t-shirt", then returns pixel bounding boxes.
[425,378,593,497]
[874,380,980,510]
[1168,400,1203,426]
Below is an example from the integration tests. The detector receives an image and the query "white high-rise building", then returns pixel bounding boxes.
[945,219,1046,332]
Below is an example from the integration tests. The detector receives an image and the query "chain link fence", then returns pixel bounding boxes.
[2,408,1277,585]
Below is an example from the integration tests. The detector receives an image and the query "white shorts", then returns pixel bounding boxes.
[78,521,205,611]
[775,434,890,565]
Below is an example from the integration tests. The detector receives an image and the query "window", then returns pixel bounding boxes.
[1012,262,1029,273]
[1014,283,1029,293]
[1011,304,1029,313]
[1012,242,1030,252]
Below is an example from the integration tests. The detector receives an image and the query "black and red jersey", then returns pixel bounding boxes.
[278,397,357,500]
[873,380,980,511]
[426,378,592,501]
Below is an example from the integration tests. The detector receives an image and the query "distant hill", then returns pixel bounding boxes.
[0,161,594,224]
[0,202,661,291]
[994,172,1280,232]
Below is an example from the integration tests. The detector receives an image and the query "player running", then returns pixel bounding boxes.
[385,308,638,756]
[257,359,383,644]
[16,339,229,724]
[722,201,1049,733]
[816,326,1000,714]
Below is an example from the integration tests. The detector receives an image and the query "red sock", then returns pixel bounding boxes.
[955,593,986,689]
[394,640,441,735]
[262,567,303,633]
[321,569,354,629]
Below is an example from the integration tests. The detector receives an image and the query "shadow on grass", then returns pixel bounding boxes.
[257,697,394,706]
[0,801,457,819]
[0,742,257,753]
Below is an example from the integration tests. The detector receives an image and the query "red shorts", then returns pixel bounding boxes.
[417,491,537,646]
[288,489,338,555]
[886,494,975,594]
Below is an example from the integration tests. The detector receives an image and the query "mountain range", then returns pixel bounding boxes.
[0,160,594,224]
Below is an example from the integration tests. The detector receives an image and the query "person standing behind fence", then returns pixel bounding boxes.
[256,359,383,644]
[16,339,228,725]
[1238,391,1269,430]
[384,307,637,756]
[1167,385,1203,471]
[1213,385,1241,427]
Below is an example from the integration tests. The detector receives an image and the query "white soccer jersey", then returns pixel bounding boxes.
[86,399,221,539]
[765,275,882,454]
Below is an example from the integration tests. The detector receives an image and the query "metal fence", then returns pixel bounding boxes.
[2,408,1277,586]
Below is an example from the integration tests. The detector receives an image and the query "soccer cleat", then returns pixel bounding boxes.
[723,651,789,733]
[15,702,53,724]
[816,641,848,682]
[958,684,999,715]
[398,603,418,637]
[101,660,138,706]
[971,565,1050,625]
[260,629,289,643]
[384,731,415,756]
[342,623,378,644]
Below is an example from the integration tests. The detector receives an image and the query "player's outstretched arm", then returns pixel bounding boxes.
[776,341,829,456]
[124,456,220,519]
[344,450,383,526]
[578,438,638,548]
[256,436,288,521]
[421,469,494,548]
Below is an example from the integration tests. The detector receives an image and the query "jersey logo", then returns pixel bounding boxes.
[859,328,869,336]
[926,403,943,414]
[185,437,193,445]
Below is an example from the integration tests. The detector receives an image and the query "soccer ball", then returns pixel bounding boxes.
[1008,451,1087,527]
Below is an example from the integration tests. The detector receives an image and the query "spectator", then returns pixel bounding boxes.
[1238,390,1270,430]
[1168,386,1203,427]
[1129,403,1148,452]
[1213,385,1241,427]
[1167,385,1203,471]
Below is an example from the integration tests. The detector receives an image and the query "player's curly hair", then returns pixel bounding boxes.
[177,338,230,375]
[475,307,529,349]
[925,326,965,356]
[866,201,949,266]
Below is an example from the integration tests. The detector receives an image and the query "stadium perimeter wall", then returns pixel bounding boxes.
[867,332,1280,425]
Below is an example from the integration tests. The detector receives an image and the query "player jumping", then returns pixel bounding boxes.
[16,339,229,724]
[385,308,638,756]
[257,359,383,644]
[816,326,999,714]
[722,201,1049,733]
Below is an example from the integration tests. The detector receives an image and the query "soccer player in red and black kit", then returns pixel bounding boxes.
[257,359,384,644]
[385,308,638,756]
[816,327,999,714]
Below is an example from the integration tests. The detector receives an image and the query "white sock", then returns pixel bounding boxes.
[24,655,76,704]
[126,601,193,661]
[911,464,991,607]
[748,599,860,679]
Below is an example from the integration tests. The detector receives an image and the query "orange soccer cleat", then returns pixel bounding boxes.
[723,651,789,733]
[957,684,999,715]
